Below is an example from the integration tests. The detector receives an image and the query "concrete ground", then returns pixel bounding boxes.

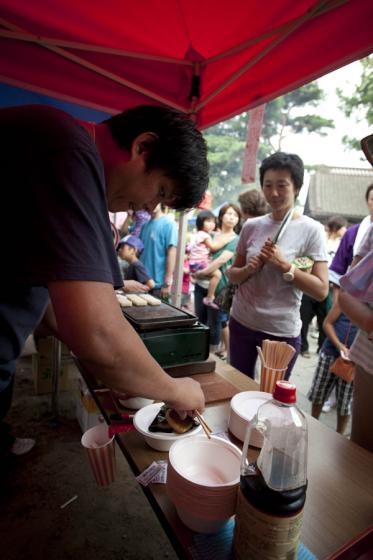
[291,332,351,437]
[0,330,349,560]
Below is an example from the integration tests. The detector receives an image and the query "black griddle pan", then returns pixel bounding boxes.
[120,299,198,331]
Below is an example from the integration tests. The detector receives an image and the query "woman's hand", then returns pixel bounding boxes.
[245,255,263,277]
[260,238,290,272]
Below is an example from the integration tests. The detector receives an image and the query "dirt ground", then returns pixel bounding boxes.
[0,357,177,560]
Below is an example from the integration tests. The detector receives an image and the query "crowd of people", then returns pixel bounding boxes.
[112,152,373,452]
[1,99,372,459]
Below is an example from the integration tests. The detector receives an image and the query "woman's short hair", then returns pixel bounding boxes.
[238,188,268,217]
[259,152,304,193]
[104,105,209,211]
[195,210,216,231]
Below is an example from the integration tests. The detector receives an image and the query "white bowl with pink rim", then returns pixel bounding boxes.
[166,435,242,533]
[228,391,272,446]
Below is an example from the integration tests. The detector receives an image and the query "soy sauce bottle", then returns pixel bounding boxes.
[234,381,308,560]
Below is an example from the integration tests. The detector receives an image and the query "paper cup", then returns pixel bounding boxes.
[260,365,287,394]
[81,424,116,487]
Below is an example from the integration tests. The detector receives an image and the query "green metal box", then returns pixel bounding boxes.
[139,322,210,368]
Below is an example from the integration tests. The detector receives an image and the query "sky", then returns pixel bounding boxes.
[281,59,371,169]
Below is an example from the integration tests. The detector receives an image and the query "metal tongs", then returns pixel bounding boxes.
[271,207,294,245]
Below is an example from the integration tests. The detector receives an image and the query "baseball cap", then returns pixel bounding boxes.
[119,235,144,254]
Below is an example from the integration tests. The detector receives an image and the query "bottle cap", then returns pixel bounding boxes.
[273,381,296,404]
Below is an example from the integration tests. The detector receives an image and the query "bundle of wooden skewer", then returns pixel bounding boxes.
[257,339,295,369]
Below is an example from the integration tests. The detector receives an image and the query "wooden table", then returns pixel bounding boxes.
[78,358,373,560]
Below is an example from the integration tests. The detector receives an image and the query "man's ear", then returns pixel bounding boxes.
[131,132,158,158]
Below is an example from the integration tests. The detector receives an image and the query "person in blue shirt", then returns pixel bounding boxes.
[140,204,178,300]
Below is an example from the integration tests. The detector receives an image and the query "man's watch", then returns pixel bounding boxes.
[283,263,296,282]
[163,279,172,288]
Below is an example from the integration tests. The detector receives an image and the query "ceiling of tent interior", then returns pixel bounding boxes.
[0,0,372,128]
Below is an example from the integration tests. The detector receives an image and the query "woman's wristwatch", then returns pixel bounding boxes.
[283,263,296,282]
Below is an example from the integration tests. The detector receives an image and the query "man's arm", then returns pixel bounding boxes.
[47,280,205,412]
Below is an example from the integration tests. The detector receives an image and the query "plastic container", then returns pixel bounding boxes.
[234,381,308,560]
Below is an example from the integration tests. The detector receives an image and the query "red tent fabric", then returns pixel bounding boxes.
[0,1,372,128]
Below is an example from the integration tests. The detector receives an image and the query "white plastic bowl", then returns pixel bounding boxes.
[133,403,202,452]
[117,396,154,410]
[228,391,272,445]
[111,390,154,410]
[167,436,242,533]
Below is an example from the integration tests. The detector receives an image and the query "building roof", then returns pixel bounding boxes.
[305,165,373,223]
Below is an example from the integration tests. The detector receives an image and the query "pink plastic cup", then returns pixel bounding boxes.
[81,424,116,487]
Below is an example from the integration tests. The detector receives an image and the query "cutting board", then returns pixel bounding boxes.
[191,372,240,404]
[165,360,216,378]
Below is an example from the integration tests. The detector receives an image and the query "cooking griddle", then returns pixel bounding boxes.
[121,299,198,331]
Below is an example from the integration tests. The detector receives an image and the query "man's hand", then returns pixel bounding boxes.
[160,285,171,299]
[166,377,205,416]
[123,280,149,293]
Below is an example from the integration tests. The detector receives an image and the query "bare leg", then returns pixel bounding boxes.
[336,414,350,435]
[207,269,222,300]
[221,325,229,356]
[311,403,323,419]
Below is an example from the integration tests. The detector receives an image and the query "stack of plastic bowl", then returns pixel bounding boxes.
[228,391,272,446]
[133,403,202,451]
[111,390,154,410]
[166,435,242,533]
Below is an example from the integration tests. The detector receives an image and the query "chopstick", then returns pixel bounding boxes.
[194,410,213,439]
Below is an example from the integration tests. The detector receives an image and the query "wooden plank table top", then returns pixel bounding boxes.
[78,357,373,560]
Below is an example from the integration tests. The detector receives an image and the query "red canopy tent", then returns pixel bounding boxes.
[1,1,372,307]
[0,0,372,129]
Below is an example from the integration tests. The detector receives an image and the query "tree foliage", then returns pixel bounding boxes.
[204,82,334,207]
[337,56,373,151]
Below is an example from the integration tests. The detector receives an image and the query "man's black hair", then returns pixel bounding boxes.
[259,152,304,193]
[196,210,216,231]
[104,105,209,211]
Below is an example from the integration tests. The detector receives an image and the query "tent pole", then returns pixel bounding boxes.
[171,211,190,309]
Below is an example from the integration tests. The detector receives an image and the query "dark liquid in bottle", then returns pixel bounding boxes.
[240,464,307,517]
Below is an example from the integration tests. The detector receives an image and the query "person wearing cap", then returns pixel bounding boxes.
[0,104,208,457]
[118,235,155,290]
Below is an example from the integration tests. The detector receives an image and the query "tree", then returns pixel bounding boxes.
[338,55,373,151]
[204,82,334,206]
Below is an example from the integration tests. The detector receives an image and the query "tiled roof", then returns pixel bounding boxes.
[306,166,373,221]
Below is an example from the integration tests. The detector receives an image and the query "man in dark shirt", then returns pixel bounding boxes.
[0,104,208,455]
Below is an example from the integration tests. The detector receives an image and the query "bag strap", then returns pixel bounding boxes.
[343,322,352,348]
